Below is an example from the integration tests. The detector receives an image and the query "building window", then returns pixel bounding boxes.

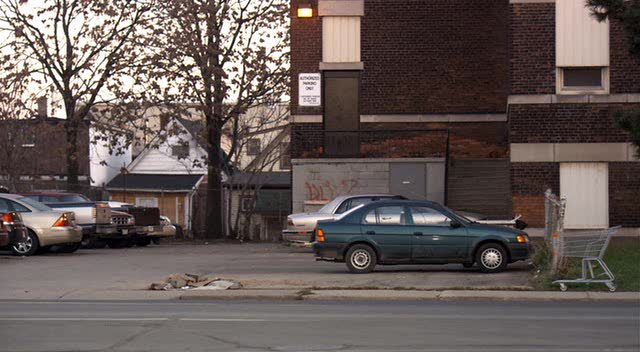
[135,197,158,208]
[171,145,189,159]
[279,142,291,170]
[558,67,608,94]
[247,138,261,156]
[240,196,255,212]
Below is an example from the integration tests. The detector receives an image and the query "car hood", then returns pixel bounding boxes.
[466,222,527,236]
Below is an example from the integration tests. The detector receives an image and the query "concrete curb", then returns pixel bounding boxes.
[177,289,639,302]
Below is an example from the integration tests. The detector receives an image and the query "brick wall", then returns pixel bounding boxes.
[511,162,559,226]
[610,17,640,94]
[360,0,508,114]
[509,3,555,95]
[290,0,322,116]
[509,103,636,144]
[291,122,508,159]
[0,118,90,177]
[609,162,640,227]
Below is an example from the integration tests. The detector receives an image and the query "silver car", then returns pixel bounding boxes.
[283,194,405,243]
[0,194,83,256]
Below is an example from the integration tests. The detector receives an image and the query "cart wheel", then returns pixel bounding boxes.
[559,283,567,292]
[606,283,617,292]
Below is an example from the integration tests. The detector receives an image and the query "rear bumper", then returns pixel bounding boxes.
[508,242,531,262]
[0,231,8,247]
[38,226,83,246]
[135,225,175,238]
[8,227,28,245]
[313,242,345,261]
[282,230,313,243]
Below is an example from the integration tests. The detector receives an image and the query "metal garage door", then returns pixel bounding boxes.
[560,163,609,229]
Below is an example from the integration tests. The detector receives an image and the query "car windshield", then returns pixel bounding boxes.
[440,205,472,224]
[16,197,52,211]
[317,197,343,214]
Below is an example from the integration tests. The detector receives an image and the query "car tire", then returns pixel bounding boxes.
[345,244,377,274]
[106,239,126,249]
[58,242,81,253]
[11,230,39,256]
[136,238,151,247]
[475,243,508,273]
[151,237,161,245]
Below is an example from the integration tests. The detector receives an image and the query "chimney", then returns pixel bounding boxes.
[36,97,48,118]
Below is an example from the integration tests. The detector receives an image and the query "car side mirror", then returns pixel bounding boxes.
[450,220,462,229]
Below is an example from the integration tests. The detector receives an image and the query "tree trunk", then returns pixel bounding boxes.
[64,100,80,191]
[204,114,224,239]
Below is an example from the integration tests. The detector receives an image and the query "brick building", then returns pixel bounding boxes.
[290,0,639,229]
[291,0,512,217]
[508,0,639,228]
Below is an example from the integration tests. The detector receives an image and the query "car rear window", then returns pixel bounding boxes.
[16,197,52,211]
[59,194,90,202]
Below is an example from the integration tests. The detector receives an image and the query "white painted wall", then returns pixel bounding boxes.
[89,127,132,187]
[556,0,609,67]
[560,162,609,229]
[323,16,361,62]
[128,120,207,175]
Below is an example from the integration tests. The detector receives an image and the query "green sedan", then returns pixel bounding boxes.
[313,200,531,273]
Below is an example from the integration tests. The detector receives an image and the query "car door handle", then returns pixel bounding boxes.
[413,232,423,236]
[432,236,440,241]
[366,231,376,235]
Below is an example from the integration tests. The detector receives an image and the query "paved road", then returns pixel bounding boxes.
[0,244,531,300]
[0,300,637,351]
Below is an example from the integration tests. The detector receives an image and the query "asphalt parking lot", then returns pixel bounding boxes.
[0,243,532,300]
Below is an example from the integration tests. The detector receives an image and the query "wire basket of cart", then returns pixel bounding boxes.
[553,226,621,292]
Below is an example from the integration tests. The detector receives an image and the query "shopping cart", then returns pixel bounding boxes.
[553,226,621,292]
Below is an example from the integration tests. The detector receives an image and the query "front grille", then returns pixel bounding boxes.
[112,216,131,226]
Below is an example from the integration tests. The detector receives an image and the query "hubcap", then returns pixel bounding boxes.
[351,249,370,269]
[481,248,502,269]
[14,236,33,254]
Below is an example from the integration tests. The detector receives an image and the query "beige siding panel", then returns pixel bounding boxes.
[560,163,609,229]
[322,17,360,63]
[556,0,609,66]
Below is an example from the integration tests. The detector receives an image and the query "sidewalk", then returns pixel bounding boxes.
[6,288,634,302]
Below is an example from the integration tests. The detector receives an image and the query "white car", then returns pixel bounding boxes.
[283,194,406,243]
[0,194,83,256]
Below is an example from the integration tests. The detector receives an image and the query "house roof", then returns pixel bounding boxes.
[226,171,290,189]
[106,174,203,191]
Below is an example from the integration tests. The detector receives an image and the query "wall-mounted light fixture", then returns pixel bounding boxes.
[297,1,313,18]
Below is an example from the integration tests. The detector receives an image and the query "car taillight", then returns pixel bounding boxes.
[287,218,294,226]
[316,229,325,242]
[3,212,17,226]
[53,213,72,227]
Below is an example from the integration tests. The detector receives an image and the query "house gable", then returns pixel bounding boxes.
[127,119,207,175]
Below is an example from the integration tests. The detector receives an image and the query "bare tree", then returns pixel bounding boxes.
[0,0,155,189]
[149,0,289,239]
[226,104,289,241]
[0,58,36,190]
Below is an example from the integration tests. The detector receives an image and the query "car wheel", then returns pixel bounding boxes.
[11,230,39,256]
[58,242,81,253]
[136,238,152,247]
[345,244,377,274]
[476,243,508,273]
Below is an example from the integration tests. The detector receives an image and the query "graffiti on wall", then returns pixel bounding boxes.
[305,179,359,201]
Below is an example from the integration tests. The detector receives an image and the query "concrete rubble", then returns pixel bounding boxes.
[149,273,243,291]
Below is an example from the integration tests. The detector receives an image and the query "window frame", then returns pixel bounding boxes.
[246,138,261,156]
[361,205,408,226]
[556,67,609,95]
[407,206,452,227]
